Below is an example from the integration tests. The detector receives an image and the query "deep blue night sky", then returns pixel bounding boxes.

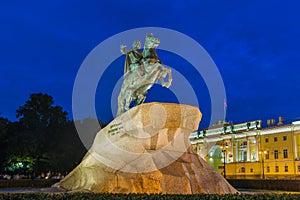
[1,1,300,128]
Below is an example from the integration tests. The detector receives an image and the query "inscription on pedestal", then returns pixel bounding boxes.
[108,122,123,135]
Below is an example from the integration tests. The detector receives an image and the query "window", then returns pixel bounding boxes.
[265,151,270,159]
[265,137,269,143]
[274,150,279,159]
[275,166,279,172]
[283,135,287,141]
[250,168,253,173]
[274,136,278,142]
[266,166,270,173]
[241,167,246,173]
[298,165,300,172]
[284,166,288,172]
[283,149,288,158]
[240,150,247,162]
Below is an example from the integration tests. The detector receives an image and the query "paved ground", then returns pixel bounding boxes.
[0,187,64,193]
[238,189,300,194]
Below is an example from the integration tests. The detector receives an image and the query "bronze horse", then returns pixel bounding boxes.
[117,34,172,116]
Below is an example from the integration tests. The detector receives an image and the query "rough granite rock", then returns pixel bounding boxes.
[59,103,237,194]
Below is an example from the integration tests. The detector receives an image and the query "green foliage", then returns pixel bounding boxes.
[0,115,9,136]
[0,93,89,175]
[3,155,35,173]
[0,193,300,200]
[0,115,10,171]
[16,93,68,129]
[2,93,70,174]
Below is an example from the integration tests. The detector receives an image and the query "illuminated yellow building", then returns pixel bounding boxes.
[190,118,300,180]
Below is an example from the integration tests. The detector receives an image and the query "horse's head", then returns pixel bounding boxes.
[144,33,160,49]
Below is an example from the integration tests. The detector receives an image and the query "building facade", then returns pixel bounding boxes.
[190,119,300,180]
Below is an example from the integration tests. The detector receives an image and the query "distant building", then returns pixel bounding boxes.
[190,117,300,180]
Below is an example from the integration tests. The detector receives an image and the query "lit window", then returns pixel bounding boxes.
[240,150,247,162]
[266,166,270,173]
[283,149,288,158]
[274,137,278,142]
[275,166,279,172]
[283,136,287,141]
[265,151,270,159]
[274,150,279,159]
[265,138,269,143]
[284,166,288,172]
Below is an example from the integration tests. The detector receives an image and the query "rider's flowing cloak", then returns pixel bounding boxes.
[124,50,143,74]
[124,53,130,75]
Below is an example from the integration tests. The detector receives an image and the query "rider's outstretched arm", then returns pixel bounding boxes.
[120,45,128,54]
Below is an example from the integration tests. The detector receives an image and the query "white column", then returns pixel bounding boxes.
[203,138,206,158]
[255,136,259,161]
[293,133,298,159]
[247,137,250,161]
[235,140,239,162]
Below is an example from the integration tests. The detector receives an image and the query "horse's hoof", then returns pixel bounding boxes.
[163,82,171,88]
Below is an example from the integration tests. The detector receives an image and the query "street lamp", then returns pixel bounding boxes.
[220,144,228,178]
[259,150,267,179]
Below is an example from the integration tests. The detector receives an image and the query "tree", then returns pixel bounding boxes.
[16,93,67,129]
[0,114,9,141]
[0,114,10,172]
[2,93,107,175]
[48,120,87,174]
[13,93,68,174]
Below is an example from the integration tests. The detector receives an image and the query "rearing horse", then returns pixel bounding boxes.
[117,34,172,116]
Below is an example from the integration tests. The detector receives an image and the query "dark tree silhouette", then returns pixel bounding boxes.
[16,93,67,129]
[13,93,68,174]
[0,114,10,172]
[0,93,109,176]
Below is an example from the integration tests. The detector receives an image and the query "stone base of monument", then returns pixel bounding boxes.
[59,103,237,194]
